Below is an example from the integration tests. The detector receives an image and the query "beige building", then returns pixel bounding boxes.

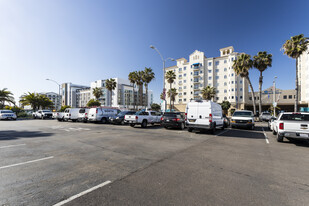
[298,48,309,106]
[164,47,248,111]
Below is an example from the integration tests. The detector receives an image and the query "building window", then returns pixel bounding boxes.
[184,80,187,83]
[200,84,203,87]
[232,96,234,99]
[179,99,182,102]
[216,76,219,79]
[184,86,187,89]
[184,73,187,77]
[240,88,243,91]
[231,73,234,76]
[179,68,182,72]
[224,68,227,71]
[240,80,243,84]
[224,75,227,79]
[200,77,203,80]
[231,57,234,61]
[179,81,182,84]
[179,75,182,78]
[184,92,187,95]
[179,87,182,90]
[216,69,219,73]
[224,89,227,93]
[283,95,287,99]
[208,62,212,66]
[289,95,292,99]
[232,88,234,91]
[208,70,212,73]
[240,96,243,99]
[215,61,219,66]
[208,83,212,86]
[179,93,182,96]
[216,97,219,100]
[209,77,212,80]
[224,60,227,63]
[224,96,227,100]
[224,82,227,86]
[232,81,234,84]
[200,70,203,74]
[249,97,252,100]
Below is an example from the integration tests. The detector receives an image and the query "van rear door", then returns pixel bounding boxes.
[187,102,199,123]
[195,102,211,126]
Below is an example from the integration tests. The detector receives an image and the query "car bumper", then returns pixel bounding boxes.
[124,120,138,124]
[231,122,254,128]
[0,116,16,120]
[110,118,124,124]
[186,123,213,130]
[279,132,309,139]
[161,122,182,128]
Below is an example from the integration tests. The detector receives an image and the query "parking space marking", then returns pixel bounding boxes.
[262,128,269,144]
[0,156,54,170]
[0,144,26,149]
[53,180,111,206]
[216,129,230,136]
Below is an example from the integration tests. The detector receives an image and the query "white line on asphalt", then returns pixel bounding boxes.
[0,156,54,170]
[262,128,269,144]
[53,180,112,206]
[0,144,26,149]
[216,129,230,136]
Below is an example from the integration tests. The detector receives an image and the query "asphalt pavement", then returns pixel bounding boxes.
[0,120,308,206]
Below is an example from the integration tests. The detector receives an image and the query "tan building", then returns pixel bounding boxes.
[164,47,248,112]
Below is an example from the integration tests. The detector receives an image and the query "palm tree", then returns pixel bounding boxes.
[20,92,40,111]
[233,53,257,115]
[165,70,176,110]
[38,95,54,109]
[142,67,155,108]
[201,86,216,100]
[92,87,103,100]
[105,78,117,107]
[253,51,272,114]
[0,88,15,109]
[128,71,138,110]
[282,34,309,112]
[135,71,144,109]
[220,100,231,115]
[167,88,178,110]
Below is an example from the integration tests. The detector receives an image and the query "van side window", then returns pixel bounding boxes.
[151,112,156,116]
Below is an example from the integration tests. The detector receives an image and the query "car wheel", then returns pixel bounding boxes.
[121,120,125,125]
[164,126,169,129]
[57,118,62,122]
[141,120,147,128]
[72,119,77,122]
[188,128,193,132]
[251,125,255,130]
[41,116,44,120]
[130,123,135,127]
[180,123,185,130]
[211,124,216,134]
[277,134,284,142]
[272,129,277,135]
[101,118,107,124]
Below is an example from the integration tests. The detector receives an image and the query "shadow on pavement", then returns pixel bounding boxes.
[131,125,163,130]
[217,128,265,139]
[282,139,309,147]
[0,130,54,140]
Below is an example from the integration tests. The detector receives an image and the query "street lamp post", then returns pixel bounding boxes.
[150,45,174,112]
[46,78,61,111]
[273,76,277,116]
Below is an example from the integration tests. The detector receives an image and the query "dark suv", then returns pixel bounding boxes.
[109,111,136,125]
[161,112,186,130]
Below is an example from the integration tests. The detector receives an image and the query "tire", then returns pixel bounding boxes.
[277,134,284,142]
[211,123,216,134]
[180,123,185,130]
[120,120,125,125]
[57,118,62,122]
[221,125,225,130]
[272,130,277,135]
[188,128,193,132]
[251,125,255,130]
[72,119,77,122]
[41,116,44,120]
[164,126,169,129]
[141,120,147,128]
[101,118,107,124]
[130,123,135,127]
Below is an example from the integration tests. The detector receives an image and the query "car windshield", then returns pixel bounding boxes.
[233,111,252,117]
[43,110,51,112]
[262,113,271,116]
[1,110,13,113]
[163,113,178,117]
[280,114,309,121]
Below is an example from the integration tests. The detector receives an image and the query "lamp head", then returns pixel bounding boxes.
[150,45,155,49]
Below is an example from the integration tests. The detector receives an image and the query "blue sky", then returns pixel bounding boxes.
[1,0,309,103]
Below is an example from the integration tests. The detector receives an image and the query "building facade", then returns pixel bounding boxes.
[298,48,309,106]
[164,47,248,111]
[61,83,90,108]
[39,92,61,110]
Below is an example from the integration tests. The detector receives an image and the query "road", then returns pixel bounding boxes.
[0,120,308,206]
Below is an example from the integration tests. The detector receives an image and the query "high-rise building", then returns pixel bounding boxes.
[164,47,248,111]
[61,83,89,107]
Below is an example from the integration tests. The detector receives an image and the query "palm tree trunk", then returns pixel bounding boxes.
[295,58,298,112]
[169,83,172,111]
[247,77,257,115]
[259,71,263,114]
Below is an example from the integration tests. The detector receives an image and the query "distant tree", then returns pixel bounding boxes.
[105,78,117,106]
[201,86,216,100]
[142,67,155,108]
[167,88,178,110]
[128,71,139,110]
[20,92,40,111]
[220,100,231,115]
[253,51,272,114]
[0,88,15,109]
[282,34,309,112]
[233,53,256,115]
[86,99,101,107]
[92,87,103,100]
[165,70,176,110]
[151,103,161,111]
[38,94,54,109]
[60,105,71,112]
[135,71,145,108]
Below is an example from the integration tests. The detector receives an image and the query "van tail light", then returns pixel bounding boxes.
[185,113,187,121]
[279,123,284,130]
[161,117,163,121]
[209,114,212,123]
[136,116,138,120]
[85,113,87,116]
[96,109,98,113]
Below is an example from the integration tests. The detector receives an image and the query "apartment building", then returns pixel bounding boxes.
[298,48,309,106]
[165,47,248,111]
[61,83,90,108]
[76,78,153,109]
[39,92,61,110]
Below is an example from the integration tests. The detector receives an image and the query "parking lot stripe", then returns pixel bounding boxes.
[262,128,269,144]
[0,144,26,149]
[53,180,112,206]
[0,156,54,170]
[216,129,230,136]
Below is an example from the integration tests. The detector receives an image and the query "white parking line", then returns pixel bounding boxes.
[0,156,54,170]
[0,144,26,149]
[53,180,112,206]
[216,129,230,136]
[262,128,269,144]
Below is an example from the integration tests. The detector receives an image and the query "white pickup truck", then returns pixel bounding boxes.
[273,112,309,142]
[124,110,162,128]
[33,110,53,119]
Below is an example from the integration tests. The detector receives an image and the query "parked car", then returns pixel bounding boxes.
[88,107,120,123]
[55,112,65,121]
[268,116,277,131]
[273,112,309,142]
[230,110,255,130]
[260,112,272,122]
[124,110,162,128]
[185,100,224,133]
[77,108,90,123]
[33,110,53,119]
[109,110,136,125]
[161,112,186,130]
[64,108,81,122]
[0,110,17,120]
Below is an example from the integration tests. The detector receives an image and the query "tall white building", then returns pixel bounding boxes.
[298,48,309,106]
[61,83,90,108]
[165,46,248,111]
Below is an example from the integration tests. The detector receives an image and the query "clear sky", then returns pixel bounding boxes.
[1,0,309,104]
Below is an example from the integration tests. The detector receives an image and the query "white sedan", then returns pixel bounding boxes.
[0,110,17,120]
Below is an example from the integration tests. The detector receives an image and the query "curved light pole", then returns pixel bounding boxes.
[150,45,174,112]
[46,78,61,111]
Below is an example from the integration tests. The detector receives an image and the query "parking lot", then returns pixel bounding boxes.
[0,120,309,206]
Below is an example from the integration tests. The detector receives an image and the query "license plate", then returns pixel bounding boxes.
[189,119,195,122]
[166,120,170,122]
[299,134,308,138]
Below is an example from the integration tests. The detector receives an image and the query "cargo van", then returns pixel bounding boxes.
[78,108,90,123]
[88,107,120,123]
[64,108,80,122]
[185,100,224,133]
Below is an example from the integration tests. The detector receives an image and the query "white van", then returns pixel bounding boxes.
[185,100,224,133]
[78,108,90,123]
[88,107,120,123]
[64,108,80,122]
